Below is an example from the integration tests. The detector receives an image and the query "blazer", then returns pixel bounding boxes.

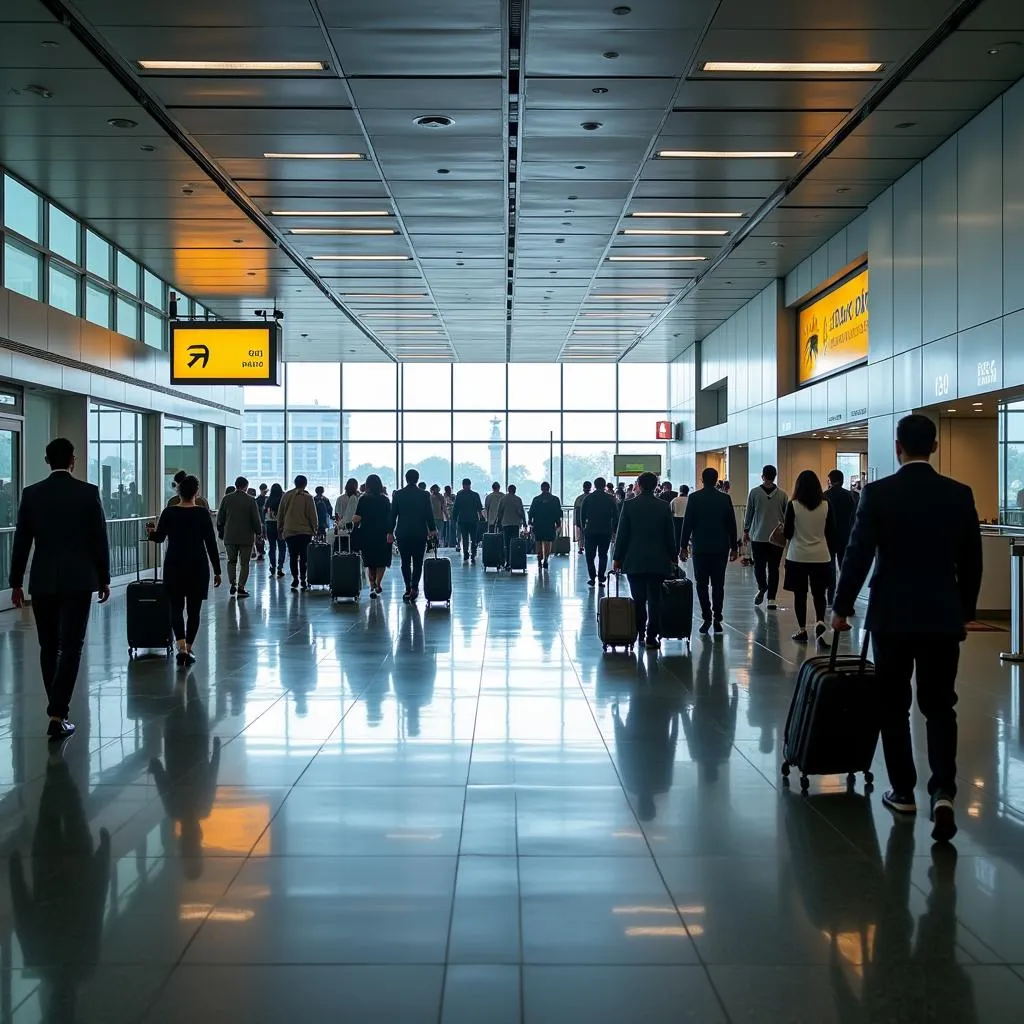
[452,488,484,524]
[277,487,318,538]
[823,485,859,549]
[833,462,982,635]
[679,486,738,556]
[580,490,620,536]
[612,492,677,576]
[216,489,262,546]
[389,484,436,540]
[10,471,111,595]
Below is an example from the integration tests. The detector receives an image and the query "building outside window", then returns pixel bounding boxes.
[88,400,147,518]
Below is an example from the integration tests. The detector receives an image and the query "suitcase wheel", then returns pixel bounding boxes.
[780,762,790,778]
[799,775,810,793]
[864,771,874,784]
[128,647,134,659]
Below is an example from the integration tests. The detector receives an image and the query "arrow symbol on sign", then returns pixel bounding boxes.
[187,344,210,369]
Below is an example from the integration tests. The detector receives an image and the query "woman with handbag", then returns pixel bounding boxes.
[782,470,836,644]
[334,477,359,552]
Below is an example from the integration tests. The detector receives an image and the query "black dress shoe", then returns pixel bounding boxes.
[47,719,75,742]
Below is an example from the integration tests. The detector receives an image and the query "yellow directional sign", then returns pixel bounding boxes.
[169,321,282,385]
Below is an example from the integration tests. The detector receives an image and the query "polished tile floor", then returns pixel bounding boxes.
[0,548,1023,1022]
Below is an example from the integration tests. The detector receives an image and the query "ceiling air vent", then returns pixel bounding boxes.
[414,115,454,128]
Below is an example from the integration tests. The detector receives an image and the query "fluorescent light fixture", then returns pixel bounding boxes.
[271,210,392,217]
[590,293,668,300]
[138,60,327,71]
[629,211,744,219]
[607,255,706,262]
[572,329,635,335]
[264,152,364,160]
[289,228,396,235]
[623,228,728,236]
[580,311,653,317]
[702,60,883,74]
[657,149,800,159]
[310,255,410,261]
[360,313,435,319]
[376,330,446,336]
[343,292,426,299]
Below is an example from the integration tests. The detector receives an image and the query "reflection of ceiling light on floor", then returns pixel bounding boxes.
[625,926,696,937]
[179,904,255,923]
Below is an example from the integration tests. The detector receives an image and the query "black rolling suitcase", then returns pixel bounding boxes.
[127,542,172,659]
[598,575,638,653]
[659,572,693,644]
[782,633,879,792]
[481,532,504,571]
[509,537,528,574]
[330,536,362,602]
[423,547,452,607]
[307,540,332,588]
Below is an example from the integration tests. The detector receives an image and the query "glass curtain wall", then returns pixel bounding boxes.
[87,401,147,517]
[241,364,669,505]
[1000,399,1024,526]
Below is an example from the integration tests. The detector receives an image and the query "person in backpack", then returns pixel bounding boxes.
[216,475,262,598]
[580,475,619,587]
[743,464,789,611]
[823,469,859,606]
[388,468,438,602]
[496,484,527,569]
[313,486,333,541]
[783,470,835,644]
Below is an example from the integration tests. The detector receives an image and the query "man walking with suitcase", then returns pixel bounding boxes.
[580,475,619,587]
[832,415,982,842]
[277,475,319,591]
[452,478,485,564]
[389,469,438,601]
[217,476,262,598]
[9,438,111,741]
[823,469,859,606]
[680,467,739,635]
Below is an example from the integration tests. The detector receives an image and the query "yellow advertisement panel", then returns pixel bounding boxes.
[170,322,281,385]
[797,268,869,386]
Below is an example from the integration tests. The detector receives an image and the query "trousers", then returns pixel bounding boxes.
[169,592,204,646]
[751,540,784,600]
[626,573,664,642]
[31,591,93,720]
[871,631,960,799]
[502,524,520,565]
[224,542,253,588]
[287,534,313,582]
[691,553,729,623]
[398,535,428,589]
[584,533,612,581]
[265,522,286,570]
[458,522,479,559]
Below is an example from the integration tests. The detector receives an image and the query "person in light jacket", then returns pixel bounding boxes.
[216,475,262,598]
[783,470,835,645]
[497,484,527,568]
[743,464,789,611]
[277,475,319,591]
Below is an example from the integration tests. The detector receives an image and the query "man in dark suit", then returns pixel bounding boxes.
[679,466,739,636]
[612,471,678,650]
[9,438,111,741]
[823,468,859,606]
[833,415,982,843]
[388,468,438,602]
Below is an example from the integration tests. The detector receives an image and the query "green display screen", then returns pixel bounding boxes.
[613,453,663,477]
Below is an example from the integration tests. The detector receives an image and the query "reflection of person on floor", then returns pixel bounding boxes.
[393,603,435,737]
[9,754,111,1022]
[612,686,680,821]
[149,674,221,876]
[680,641,738,782]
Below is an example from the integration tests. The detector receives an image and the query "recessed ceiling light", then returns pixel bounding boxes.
[436,168,451,174]
[607,255,706,261]
[770,240,785,247]
[602,51,620,59]
[947,408,957,413]
[581,121,602,131]
[613,6,632,14]
[574,164,586,170]
[414,114,454,128]
[657,149,800,159]
[270,210,391,217]
[360,313,436,319]
[894,121,917,129]
[138,59,327,71]
[836,187,852,193]
[590,294,668,300]
[592,87,609,94]
[702,60,883,73]
[264,151,363,160]
[972,402,984,406]
[310,255,410,261]
[288,227,396,235]
[343,293,427,299]
[629,211,744,218]
[232,238,245,244]
[139,144,156,152]
[40,39,59,48]
[622,228,728,236]
[581,311,653,317]
[107,117,138,129]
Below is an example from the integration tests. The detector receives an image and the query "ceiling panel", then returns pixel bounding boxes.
[318,0,502,30]
[525,31,700,77]
[328,30,503,76]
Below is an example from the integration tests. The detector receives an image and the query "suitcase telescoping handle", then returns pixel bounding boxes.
[829,627,871,673]
[137,535,159,582]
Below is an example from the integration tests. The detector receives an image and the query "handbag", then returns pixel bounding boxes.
[768,522,786,548]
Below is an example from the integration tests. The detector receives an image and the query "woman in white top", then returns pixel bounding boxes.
[334,477,360,549]
[670,485,689,552]
[783,470,836,644]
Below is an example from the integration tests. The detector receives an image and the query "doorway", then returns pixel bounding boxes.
[0,416,22,589]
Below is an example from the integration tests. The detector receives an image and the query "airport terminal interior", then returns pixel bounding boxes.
[4,0,1024,1020]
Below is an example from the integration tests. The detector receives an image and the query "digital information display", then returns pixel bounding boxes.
[614,453,663,477]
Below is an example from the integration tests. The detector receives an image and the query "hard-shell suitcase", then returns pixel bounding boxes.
[481,532,504,571]
[598,576,637,652]
[127,541,172,659]
[423,547,452,607]
[781,633,879,792]
[509,537,528,574]
[554,535,572,556]
[659,573,693,643]
[330,543,362,602]
[307,540,332,588]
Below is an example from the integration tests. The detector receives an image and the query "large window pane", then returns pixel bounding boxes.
[563,363,615,408]
[143,309,164,348]
[86,282,111,327]
[402,362,451,409]
[116,296,139,340]
[618,362,668,410]
[242,442,285,484]
[144,269,164,309]
[343,363,397,409]
[48,205,79,262]
[288,410,341,440]
[288,442,341,495]
[454,363,505,408]
[206,425,219,501]
[344,411,397,441]
[86,231,111,280]
[453,443,501,489]
[88,401,147,518]
[287,362,340,409]
[618,412,663,442]
[563,412,615,441]
[507,410,560,441]
[163,417,202,502]
[244,411,285,441]
[244,368,285,409]
[48,262,79,314]
[561,443,617,496]
[116,252,139,295]
[4,242,41,299]
[403,442,451,488]
[402,411,451,440]
[508,363,560,409]
[507,443,554,507]
[343,443,396,491]
[4,175,41,241]
[454,411,505,441]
